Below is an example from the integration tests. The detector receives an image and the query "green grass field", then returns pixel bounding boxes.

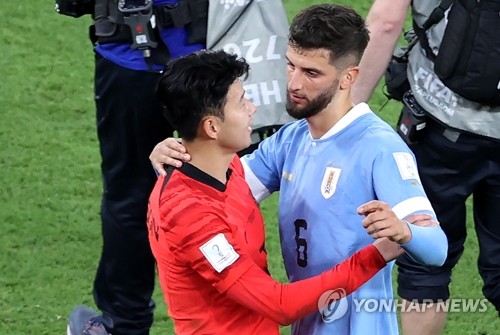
[1,1,498,334]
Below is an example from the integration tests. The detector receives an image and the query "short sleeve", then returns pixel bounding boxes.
[372,141,436,220]
[242,123,295,201]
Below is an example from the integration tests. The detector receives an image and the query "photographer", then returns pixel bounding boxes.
[62,1,206,334]
[353,0,500,334]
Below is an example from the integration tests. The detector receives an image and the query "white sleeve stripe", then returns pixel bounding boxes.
[392,196,435,219]
[241,159,271,203]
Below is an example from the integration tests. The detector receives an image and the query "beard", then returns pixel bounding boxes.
[286,79,339,120]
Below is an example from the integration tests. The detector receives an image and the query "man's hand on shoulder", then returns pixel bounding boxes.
[150,138,191,176]
[358,200,412,244]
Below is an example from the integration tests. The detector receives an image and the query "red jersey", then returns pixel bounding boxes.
[147,155,386,334]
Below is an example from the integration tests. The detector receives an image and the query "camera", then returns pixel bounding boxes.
[384,46,411,102]
[396,91,428,145]
[118,0,157,53]
[383,30,418,102]
[55,0,94,18]
[118,0,152,12]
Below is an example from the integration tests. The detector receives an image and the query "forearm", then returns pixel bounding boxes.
[401,224,448,266]
[352,0,411,103]
[225,245,386,325]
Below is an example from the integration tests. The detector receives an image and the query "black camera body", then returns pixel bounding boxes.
[397,91,428,145]
[384,30,418,102]
[384,46,411,102]
[118,0,157,52]
[55,0,95,18]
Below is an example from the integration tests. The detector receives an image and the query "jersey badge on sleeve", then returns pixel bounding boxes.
[321,167,341,199]
[199,233,240,273]
[393,152,420,181]
[282,171,294,181]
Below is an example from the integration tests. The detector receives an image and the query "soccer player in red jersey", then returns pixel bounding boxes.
[147,49,403,334]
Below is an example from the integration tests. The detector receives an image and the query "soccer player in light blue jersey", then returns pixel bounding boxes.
[150,4,448,335]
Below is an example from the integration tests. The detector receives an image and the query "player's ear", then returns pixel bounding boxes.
[201,116,219,139]
[339,66,359,90]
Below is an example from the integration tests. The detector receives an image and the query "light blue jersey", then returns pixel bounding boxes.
[242,103,445,335]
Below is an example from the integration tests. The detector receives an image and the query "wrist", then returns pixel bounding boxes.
[398,220,412,245]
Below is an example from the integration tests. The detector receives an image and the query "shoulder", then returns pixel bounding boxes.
[277,119,308,137]
[160,196,229,246]
[264,119,308,149]
[157,173,225,229]
[354,111,409,154]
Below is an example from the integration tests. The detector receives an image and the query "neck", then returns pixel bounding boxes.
[183,140,234,184]
[307,93,355,139]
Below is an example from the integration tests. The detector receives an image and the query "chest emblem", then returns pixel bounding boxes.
[321,167,341,199]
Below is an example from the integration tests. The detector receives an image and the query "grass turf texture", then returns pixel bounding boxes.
[1,1,497,334]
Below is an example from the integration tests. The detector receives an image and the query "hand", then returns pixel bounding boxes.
[357,200,411,244]
[149,138,191,176]
[372,237,405,262]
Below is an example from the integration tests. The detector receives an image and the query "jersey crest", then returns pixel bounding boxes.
[320,167,341,199]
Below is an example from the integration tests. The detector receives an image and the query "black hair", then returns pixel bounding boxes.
[289,4,370,68]
[156,49,250,140]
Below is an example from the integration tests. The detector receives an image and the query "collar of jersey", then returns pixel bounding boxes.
[312,102,372,141]
[178,163,233,192]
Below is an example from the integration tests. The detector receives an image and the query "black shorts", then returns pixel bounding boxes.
[396,119,500,310]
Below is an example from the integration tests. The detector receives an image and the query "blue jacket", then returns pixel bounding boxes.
[96,0,205,71]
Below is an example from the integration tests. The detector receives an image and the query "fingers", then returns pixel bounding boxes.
[359,203,412,243]
[359,201,423,244]
[367,219,411,244]
[358,201,390,233]
[152,160,167,177]
[364,219,398,239]
[167,138,186,153]
[165,138,190,162]
[357,200,389,216]
[149,138,191,176]
[368,225,399,239]
[364,219,389,235]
